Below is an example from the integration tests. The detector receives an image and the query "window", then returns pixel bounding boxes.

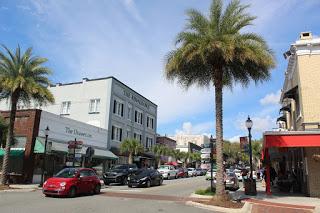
[146,116,154,129]
[146,137,153,148]
[61,101,71,115]
[89,99,100,113]
[127,104,132,120]
[127,129,131,138]
[134,110,143,125]
[134,132,142,143]
[113,99,124,117]
[111,126,122,142]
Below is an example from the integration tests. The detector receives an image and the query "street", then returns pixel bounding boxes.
[0,176,216,213]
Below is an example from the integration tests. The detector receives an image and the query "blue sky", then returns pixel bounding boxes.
[1,0,320,141]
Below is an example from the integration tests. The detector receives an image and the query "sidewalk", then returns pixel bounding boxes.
[230,181,320,213]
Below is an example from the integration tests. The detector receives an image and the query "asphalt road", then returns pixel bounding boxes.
[0,176,217,213]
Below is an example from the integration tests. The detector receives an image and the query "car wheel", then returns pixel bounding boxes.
[175,174,177,179]
[104,181,110,185]
[68,186,77,198]
[159,178,163,185]
[94,184,101,194]
[146,180,151,188]
[128,184,132,188]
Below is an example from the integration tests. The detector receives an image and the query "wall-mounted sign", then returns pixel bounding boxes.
[123,90,150,110]
[201,153,210,159]
[65,127,92,138]
[201,148,211,154]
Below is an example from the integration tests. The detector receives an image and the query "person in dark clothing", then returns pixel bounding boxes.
[270,167,277,185]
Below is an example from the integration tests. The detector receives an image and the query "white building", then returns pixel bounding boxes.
[0,77,157,163]
[169,134,210,152]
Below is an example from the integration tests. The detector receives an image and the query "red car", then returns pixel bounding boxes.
[43,167,101,197]
[177,168,188,178]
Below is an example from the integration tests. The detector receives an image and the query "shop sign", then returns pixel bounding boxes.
[65,127,92,138]
[201,148,211,154]
[123,90,150,110]
[201,153,210,159]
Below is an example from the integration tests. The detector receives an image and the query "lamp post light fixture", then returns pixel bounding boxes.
[244,116,257,195]
[245,116,253,179]
[39,126,50,187]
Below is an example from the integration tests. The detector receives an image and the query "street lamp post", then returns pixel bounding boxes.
[210,135,214,193]
[40,126,50,187]
[245,116,256,195]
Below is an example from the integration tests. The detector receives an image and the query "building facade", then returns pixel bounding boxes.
[0,77,158,164]
[263,32,320,197]
[169,134,209,152]
[156,136,176,150]
[0,109,118,184]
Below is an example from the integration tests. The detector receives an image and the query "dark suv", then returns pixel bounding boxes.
[103,164,138,185]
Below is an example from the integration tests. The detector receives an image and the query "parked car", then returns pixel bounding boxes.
[187,168,197,177]
[212,171,239,191]
[205,169,217,180]
[233,169,242,182]
[128,168,163,188]
[177,168,188,178]
[196,168,206,176]
[43,167,101,198]
[157,165,177,179]
[103,164,138,185]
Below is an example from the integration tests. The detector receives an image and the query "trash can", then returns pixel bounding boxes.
[244,178,257,195]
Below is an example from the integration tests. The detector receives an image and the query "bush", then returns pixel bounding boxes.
[195,187,215,196]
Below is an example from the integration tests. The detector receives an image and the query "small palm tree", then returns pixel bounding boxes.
[152,144,168,168]
[165,0,275,198]
[120,139,144,164]
[0,45,54,185]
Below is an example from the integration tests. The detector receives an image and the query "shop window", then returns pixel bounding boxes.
[61,101,71,115]
[89,99,100,113]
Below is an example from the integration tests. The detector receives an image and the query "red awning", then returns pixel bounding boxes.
[262,131,320,160]
[165,162,178,166]
[263,132,320,149]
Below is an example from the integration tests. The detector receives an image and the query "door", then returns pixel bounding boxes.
[79,170,91,193]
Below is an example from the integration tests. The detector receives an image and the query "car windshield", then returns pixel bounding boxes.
[113,165,128,170]
[54,168,78,178]
[159,166,169,169]
[188,168,194,171]
[135,169,150,176]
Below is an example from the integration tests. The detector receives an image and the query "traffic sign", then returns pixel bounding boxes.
[201,148,211,154]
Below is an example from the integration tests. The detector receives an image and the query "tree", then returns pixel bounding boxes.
[164,0,275,199]
[120,139,144,164]
[0,45,54,185]
[152,144,168,168]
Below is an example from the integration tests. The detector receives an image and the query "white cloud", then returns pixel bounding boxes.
[175,121,214,135]
[228,135,242,143]
[120,0,145,25]
[259,90,281,106]
[235,113,276,134]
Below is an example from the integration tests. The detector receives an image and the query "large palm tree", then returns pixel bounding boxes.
[165,0,275,199]
[0,45,54,185]
[120,139,144,164]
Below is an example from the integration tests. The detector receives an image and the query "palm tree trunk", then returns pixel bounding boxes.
[215,80,225,198]
[128,152,133,164]
[1,93,18,185]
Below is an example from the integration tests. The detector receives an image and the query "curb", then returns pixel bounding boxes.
[186,200,252,213]
[188,193,252,213]
[0,189,36,193]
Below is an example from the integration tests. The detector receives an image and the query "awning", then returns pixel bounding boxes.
[0,148,24,157]
[34,139,45,153]
[282,86,298,99]
[263,131,320,149]
[92,149,118,160]
[279,106,291,113]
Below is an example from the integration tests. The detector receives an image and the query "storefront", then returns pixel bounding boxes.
[262,131,320,197]
[0,109,118,183]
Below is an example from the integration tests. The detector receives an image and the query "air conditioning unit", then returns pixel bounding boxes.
[300,32,312,40]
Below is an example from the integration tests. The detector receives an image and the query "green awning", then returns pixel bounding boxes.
[0,149,24,157]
